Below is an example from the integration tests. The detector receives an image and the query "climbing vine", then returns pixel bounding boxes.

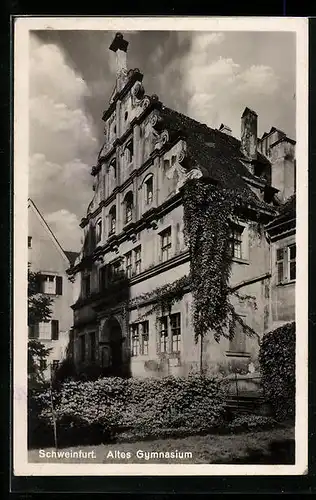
[130,275,190,321]
[130,178,259,343]
[183,179,248,342]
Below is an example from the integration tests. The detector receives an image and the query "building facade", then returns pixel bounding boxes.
[69,33,296,378]
[28,198,77,379]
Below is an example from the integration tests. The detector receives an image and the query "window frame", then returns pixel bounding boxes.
[125,251,132,278]
[42,275,56,295]
[109,205,116,235]
[38,320,52,340]
[276,243,296,284]
[130,320,150,357]
[125,139,134,165]
[134,246,142,275]
[229,226,243,260]
[160,227,172,262]
[158,313,181,354]
[144,174,154,206]
[96,218,102,244]
[288,244,296,282]
[124,192,134,224]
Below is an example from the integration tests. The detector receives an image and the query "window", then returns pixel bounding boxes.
[99,266,108,291]
[125,251,132,278]
[110,260,123,279]
[289,244,296,281]
[124,192,134,224]
[163,159,170,172]
[109,159,117,179]
[161,227,172,262]
[28,236,32,248]
[130,324,140,356]
[124,111,128,121]
[43,275,56,294]
[158,314,182,354]
[125,139,134,165]
[109,205,116,235]
[90,332,96,362]
[276,244,296,283]
[171,155,177,165]
[159,316,169,353]
[39,321,52,340]
[141,321,149,355]
[83,274,90,297]
[79,335,86,363]
[145,175,153,205]
[130,321,149,356]
[229,227,243,259]
[228,321,247,353]
[96,219,102,244]
[170,313,181,353]
[276,248,285,283]
[134,246,142,275]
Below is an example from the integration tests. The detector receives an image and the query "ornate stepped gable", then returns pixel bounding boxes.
[73,33,284,273]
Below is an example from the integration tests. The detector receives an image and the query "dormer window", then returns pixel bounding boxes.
[125,139,134,165]
[124,191,134,224]
[144,175,153,205]
[109,205,116,235]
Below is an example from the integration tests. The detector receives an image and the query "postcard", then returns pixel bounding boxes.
[13,16,308,477]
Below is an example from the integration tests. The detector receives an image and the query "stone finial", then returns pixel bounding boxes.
[109,32,129,53]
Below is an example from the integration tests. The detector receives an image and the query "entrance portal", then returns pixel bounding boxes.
[100,317,123,377]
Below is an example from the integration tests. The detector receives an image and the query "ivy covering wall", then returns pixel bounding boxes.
[130,178,259,344]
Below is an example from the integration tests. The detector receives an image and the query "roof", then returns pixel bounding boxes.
[64,251,79,266]
[160,106,276,213]
[265,194,296,233]
[28,198,71,265]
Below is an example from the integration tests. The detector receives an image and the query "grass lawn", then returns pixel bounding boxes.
[28,425,295,464]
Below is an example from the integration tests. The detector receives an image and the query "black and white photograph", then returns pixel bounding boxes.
[13,17,308,476]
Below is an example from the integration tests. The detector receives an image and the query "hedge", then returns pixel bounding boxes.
[28,375,227,447]
[258,322,295,422]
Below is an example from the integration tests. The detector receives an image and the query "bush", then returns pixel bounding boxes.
[259,322,295,422]
[28,374,226,447]
[227,415,278,433]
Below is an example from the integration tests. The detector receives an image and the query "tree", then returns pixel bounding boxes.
[28,265,54,387]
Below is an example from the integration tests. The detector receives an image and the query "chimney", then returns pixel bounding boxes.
[219,123,232,136]
[109,32,129,92]
[241,107,258,161]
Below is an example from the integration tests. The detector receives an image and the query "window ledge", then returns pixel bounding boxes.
[232,257,249,265]
[225,351,251,358]
[277,279,296,287]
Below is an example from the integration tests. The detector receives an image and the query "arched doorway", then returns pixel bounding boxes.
[100,316,123,377]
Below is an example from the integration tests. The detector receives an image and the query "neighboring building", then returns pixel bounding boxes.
[28,198,78,379]
[264,194,296,331]
[69,33,296,378]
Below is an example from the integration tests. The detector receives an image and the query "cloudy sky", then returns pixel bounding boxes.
[29,30,296,252]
